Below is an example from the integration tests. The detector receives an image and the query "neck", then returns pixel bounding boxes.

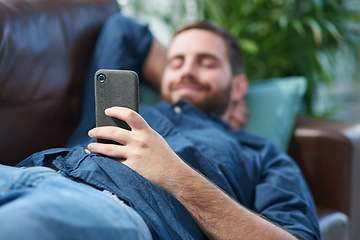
[220,100,247,130]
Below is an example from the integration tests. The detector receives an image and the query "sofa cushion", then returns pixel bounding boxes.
[243,76,307,151]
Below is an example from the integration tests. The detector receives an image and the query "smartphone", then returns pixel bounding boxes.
[95,69,139,144]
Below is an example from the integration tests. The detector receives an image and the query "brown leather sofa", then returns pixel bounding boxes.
[288,117,360,240]
[0,0,118,165]
[1,0,359,239]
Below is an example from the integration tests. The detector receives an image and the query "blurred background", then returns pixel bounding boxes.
[119,0,360,122]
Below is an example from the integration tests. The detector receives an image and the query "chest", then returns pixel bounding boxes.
[161,113,263,208]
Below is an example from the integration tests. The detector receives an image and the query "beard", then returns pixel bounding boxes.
[161,81,232,116]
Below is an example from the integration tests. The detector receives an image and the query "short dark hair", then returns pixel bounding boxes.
[173,21,245,76]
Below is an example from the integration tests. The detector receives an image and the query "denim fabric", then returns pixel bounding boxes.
[17,147,206,240]
[0,165,152,240]
[16,101,320,240]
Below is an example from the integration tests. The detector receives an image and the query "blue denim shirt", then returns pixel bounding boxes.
[18,101,320,240]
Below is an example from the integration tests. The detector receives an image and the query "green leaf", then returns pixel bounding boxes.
[291,19,306,36]
[305,17,323,45]
[323,20,344,42]
[240,39,259,55]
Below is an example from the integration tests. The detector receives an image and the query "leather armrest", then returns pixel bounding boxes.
[318,207,349,240]
[288,116,360,240]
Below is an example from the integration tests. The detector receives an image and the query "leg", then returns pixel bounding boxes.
[0,165,152,240]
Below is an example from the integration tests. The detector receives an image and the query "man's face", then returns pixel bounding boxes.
[160,29,233,115]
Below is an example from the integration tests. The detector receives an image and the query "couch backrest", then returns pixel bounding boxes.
[0,0,119,165]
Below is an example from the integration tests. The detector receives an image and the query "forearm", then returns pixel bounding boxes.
[141,37,165,90]
[159,161,298,240]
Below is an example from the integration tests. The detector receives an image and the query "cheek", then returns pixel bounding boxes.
[161,68,176,84]
[202,70,230,90]
[160,71,173,98]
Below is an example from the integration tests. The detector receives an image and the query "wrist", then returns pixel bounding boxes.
[155,155,196,197]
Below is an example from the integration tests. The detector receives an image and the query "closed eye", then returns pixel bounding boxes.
[167,56,184,69]
[198,54,220,68]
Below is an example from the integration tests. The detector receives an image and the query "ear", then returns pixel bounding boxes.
[231,74,248,102]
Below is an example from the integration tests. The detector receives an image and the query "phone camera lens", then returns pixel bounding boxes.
[97,74,106,83]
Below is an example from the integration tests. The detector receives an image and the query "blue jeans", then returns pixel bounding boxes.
[0,165,152,240]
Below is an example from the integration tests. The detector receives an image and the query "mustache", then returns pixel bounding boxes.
[169,77,210,91]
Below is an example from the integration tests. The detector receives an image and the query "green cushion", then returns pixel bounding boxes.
[139,81,159,105]
[243,76,307,151]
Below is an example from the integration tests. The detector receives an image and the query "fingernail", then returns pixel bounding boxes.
[88,143,94,151]
[105,108,110,115]
[88,129,93,136]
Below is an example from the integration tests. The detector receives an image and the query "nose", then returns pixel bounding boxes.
[179,59,197,81]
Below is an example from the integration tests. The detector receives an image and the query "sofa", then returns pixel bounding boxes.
[1,0,359,239]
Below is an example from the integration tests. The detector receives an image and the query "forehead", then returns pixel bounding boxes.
[167,29,228,59]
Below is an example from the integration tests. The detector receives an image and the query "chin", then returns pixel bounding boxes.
[177,96,202,105]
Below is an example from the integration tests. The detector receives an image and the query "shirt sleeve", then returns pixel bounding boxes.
[89,13,153,77]
[253,143,321,240]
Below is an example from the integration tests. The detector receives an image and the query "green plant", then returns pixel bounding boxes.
[201,0,360,116]
[124,0,360,116]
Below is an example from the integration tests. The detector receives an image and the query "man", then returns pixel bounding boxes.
[0,14,320,240]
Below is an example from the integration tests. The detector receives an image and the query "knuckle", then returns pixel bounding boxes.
[125,109,137,119]
[104,145,119,157]
[135,138,149,149]
[108,127,118,136]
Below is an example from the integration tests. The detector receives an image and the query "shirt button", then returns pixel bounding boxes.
[84,149,91,154]
[174,106,182,113]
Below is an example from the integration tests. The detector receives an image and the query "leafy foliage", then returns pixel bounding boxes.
[200,0,360,115]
